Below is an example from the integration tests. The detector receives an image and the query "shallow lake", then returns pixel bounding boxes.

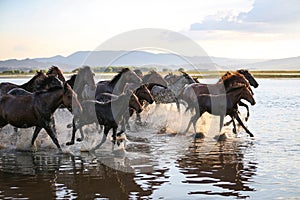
[0,78,299,199]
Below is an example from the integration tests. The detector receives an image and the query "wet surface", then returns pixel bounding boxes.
[0,78,300,199]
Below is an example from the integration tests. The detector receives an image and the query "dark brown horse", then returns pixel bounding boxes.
[66,90,142,149]
[223,69,259,122]
[184,85,256,137]
[180,72,250,113]
[95,68,142,99]
[0,83,82,151]
[47,66,66,83]
[0,71,62,97]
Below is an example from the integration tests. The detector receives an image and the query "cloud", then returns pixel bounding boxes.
[190,0,300,32]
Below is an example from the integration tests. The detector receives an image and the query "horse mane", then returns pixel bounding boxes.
[222,73,249,88]
[21,71,45,89]
[47,66,65,82]
[180,71,195,84]
[110,68,130,85]
[226,83,246,93]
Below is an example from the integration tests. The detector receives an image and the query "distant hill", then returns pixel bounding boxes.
[0,50,299,72]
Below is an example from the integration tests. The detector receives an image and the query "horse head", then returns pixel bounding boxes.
[228,84,256,106]
[47,66,66,83]
[222,72,250,90]
[237,69,259,88]
[129,91,143,113]
[143,70,168,87]
[135,85,154,104]
[35,74,63,91]
[180,71,196,84]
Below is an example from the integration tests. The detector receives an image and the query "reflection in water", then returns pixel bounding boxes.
[0,150,153,199]
[177,138,257,198]
[0,135,257,199]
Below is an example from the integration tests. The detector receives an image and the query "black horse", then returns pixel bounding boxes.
[66,90,143,149]
[0,83,82,151]
[95,68,142,99]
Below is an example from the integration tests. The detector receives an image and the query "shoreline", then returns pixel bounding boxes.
[1,70,300,79]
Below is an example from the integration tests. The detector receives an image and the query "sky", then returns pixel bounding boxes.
[0,0,299,60]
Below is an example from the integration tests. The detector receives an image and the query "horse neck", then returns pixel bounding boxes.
[20,77,36,92]
[226,88,243,107]
[110,76,126,95]
[168,77,188,96]
[36,88,64,114]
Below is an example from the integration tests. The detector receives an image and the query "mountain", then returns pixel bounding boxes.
[0,50,299,72]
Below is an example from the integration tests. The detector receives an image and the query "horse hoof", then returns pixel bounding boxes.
[31,145,37,152]
[66,141,74,146]
[76,138,82,142]
[194,132,205,139]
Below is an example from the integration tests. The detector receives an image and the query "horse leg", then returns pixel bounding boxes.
[239,101,250,121]
[77,127,84,142]
[92,126,110,150]
[66,119,78,145]
[185,111,200,133]
[13,127,18,133]
[31,126,42,151]
[175,98,181,113]
[135,112,142,125]
[231,116,237,134]
[49,116,57,136]
[192,112,201,134]
[224,119,233,126]
[43,124,61,151]
[219,115,225,132]
[235,113,254,137]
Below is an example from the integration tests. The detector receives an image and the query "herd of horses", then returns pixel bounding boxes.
[0,66,259,151]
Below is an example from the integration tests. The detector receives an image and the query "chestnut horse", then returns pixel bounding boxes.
[0,83,82,151]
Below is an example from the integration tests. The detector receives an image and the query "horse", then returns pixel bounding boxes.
[0,83,82,151]
[66,66,96,102]
[151,71,195,112]
[95,68,142,99]
[0,71,62,97]
[133,84,154,125]
[46,66,66,83]
[184,85,256,137]
[141,70,168,91]
[66,90,143,149]
[180,72,251,113]
[222,69,259,122]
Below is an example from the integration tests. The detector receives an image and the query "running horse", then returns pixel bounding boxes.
[66,89,143,148]
[151,71,195,112]
[95,68,142,100]
[47,66,66,83]
[66,66,96,102]
[0,82,82,151]
[184,85,256,137]
[222,69,259,122]
[0,71,62,97]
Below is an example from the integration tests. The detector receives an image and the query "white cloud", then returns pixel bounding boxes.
[190,0,300,32]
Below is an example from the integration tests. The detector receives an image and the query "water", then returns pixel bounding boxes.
[0,78,300,199]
